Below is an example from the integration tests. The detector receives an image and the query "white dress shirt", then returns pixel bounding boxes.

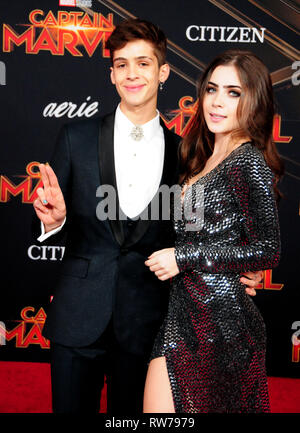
[38,104,165,241]
[114,104,164,218]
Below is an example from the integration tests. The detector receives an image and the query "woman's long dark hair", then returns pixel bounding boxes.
[179,50,284,199]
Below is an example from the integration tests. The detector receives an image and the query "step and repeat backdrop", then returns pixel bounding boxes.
[0,0,299,377]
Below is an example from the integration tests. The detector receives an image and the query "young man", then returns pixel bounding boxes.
[34,19,261,413]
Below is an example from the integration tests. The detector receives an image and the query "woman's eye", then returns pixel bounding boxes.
[206,87,215,93]
[229,90,240,97]
[116,64,125,68]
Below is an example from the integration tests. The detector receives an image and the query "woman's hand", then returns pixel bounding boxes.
[145,248,179,281]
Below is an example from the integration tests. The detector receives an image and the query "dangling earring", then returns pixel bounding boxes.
[159,81,164,91]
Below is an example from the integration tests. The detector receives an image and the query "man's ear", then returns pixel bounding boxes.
[159,63,170,84]
[110,67,115,85]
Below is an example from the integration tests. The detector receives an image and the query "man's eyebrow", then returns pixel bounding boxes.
[208,81,242,89]
[135,56,153,60]
[113,57,126,62]
[113,56,154,63]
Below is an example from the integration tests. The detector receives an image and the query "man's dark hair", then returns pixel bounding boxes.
[106,18,167,66]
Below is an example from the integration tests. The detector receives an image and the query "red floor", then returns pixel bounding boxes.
[0,361,299,413]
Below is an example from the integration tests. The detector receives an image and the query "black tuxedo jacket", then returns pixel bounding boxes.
[42,111,180,357]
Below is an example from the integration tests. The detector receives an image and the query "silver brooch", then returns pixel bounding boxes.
[130,125,144,141]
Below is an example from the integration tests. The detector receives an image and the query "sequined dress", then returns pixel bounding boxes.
[150,142,280,413]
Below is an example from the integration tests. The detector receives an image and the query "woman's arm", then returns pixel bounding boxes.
[175,147,281,274]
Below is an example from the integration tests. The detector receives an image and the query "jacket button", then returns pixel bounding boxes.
[120,248,129,255]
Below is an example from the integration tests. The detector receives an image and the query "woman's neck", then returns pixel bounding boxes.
[212,133,250,157]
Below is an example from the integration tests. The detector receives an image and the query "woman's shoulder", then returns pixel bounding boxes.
[232,142,270,170]
[225,142,273,184]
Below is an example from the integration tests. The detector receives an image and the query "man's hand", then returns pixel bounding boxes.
[33,163,66,233]
[240,271,264,297]
[145,248,179,281]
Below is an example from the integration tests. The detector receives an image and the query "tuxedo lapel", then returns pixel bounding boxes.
[159,119,180,188]
[98,111,124,246]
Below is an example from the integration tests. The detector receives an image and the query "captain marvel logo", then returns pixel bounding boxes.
[2,307,50,349]
[0,162,42,204]
[3,9,114,57]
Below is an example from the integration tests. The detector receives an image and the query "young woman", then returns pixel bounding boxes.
[144,50,283,413]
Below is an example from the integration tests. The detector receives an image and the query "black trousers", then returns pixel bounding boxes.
[50,320,148,414]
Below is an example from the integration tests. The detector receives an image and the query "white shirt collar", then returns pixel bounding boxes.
[115,104,161,142]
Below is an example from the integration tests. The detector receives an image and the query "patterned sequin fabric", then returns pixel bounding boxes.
[150,142,280,413]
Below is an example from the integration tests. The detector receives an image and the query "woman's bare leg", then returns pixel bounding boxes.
[143,356,175,413]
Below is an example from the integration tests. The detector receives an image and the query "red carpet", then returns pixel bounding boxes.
[0,361,299,413]
[0,361,106,413]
